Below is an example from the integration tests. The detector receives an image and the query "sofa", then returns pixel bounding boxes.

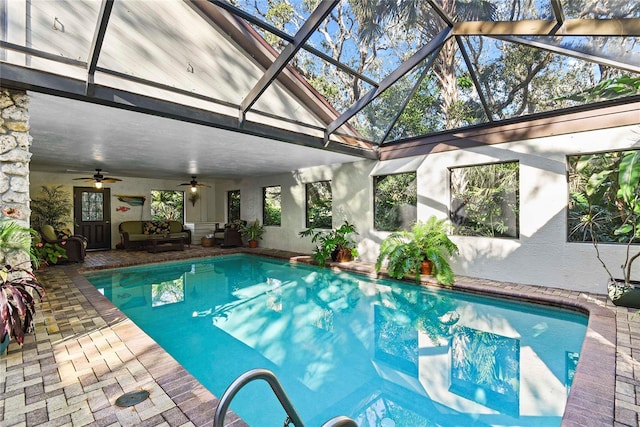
[119,220,192,250]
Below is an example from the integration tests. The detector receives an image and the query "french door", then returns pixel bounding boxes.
[73,187,111,250]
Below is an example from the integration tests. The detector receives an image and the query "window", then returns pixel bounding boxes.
[306,181,332,228]
[450,161,519,238]
[151,190,184,222]
[81,192,103,222]
[263,186,281,226]
[228,190,240,222]
[374,173,417,231]
[568,149,639,243]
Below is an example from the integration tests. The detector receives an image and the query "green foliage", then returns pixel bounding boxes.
[151,191,184,222]
[299,220,358,267]
[228,190,241,222]
[376,216,459,285]
[263,186,281,226]
[568,149,640,284]
[30,185,73,232]
[306,181,332,229]
[450,162,519,237]
[32,241,67,265]
[240,219,265,241]
[0,220,34,255]
[374,173,417,231]
[560,76,640,103]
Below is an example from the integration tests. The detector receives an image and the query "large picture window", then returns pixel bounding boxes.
[450,162,519,238]
[263,186,281,226]
[374,173,417,231]
[228,190,240,222]
[306,181,332,228]
[151,190,184,223]
[568,149,639,244]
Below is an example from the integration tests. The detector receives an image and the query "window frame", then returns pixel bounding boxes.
[150,190,185,223]
[305,180,332,229]
[373,172,417,232]
[227,189,241,223]
[262,185,282,227]
[448,160,520,239]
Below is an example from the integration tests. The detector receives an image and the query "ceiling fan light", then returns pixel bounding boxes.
[190,185,198,193]
[95,181,103,189]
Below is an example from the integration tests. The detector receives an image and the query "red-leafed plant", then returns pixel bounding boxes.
[0,220,46,348]
[1,263,45,345]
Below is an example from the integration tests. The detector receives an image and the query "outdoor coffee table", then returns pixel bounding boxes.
[146,236,184,253]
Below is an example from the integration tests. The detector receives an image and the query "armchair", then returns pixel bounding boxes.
[39,225,87,262]
[214,220,246,248]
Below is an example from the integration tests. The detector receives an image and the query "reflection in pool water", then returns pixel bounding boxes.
[87,254,587,427]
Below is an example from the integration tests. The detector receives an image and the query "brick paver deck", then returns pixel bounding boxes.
[1,246,638,426]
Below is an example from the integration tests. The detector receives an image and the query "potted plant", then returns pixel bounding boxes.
[30,185,73,234]
[240,219,265,248]
[569,150,640,307]
[375,216,459,285]
[0,220,46,354]
[299,220,359,267]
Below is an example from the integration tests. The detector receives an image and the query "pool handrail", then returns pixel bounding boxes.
[213,368,358,427]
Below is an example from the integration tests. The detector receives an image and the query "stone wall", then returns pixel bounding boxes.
[0,87,32,266]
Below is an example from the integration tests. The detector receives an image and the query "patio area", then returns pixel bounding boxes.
[1,247,640,426]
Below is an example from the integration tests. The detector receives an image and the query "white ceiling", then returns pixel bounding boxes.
[27,92,363,181]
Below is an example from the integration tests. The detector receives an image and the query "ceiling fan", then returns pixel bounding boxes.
[178,176,211,193]
[72,168,122,189]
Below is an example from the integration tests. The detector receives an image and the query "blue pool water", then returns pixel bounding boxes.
[86,254,587,426]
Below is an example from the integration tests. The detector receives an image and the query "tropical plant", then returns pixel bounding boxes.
[376,216,459,285]
[1,263,45,346]
[299,220,359,267]
[0,220,46,349]
[240,219,265,242]
[30,185,73,233]
[32,241,67,266]
[569,149,640,289]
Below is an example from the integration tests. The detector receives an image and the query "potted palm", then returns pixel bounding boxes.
[375,216,459,285]
[0,220,46,354]
[299,220,359,267]
[240,219,265,248]
[569,150,640,307]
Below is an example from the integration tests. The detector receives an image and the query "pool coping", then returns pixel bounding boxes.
[72,249,617,426]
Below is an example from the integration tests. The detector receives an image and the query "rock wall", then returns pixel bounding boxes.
[0,87,32,266]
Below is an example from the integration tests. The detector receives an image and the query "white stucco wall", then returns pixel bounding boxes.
[231,124,639,294]
[29,123,639,295]
[29,172,211,248]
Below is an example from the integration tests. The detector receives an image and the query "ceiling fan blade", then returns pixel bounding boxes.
[102,178,122,183]
[197,183,212,188]
[72,177,95,181]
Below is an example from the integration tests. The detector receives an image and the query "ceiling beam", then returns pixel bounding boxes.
[206,0,377,88]
[325,27,452,145]
[551,0,565,28]
[237,0,338,123]
[453,18,640,36]
[0,62,376,160]
[496,35,640,74]
[86,0,114,96]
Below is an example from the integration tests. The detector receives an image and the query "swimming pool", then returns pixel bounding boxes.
[86,254,587,426]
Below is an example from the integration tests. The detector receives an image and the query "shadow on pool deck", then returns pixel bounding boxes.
[1,246,638,426]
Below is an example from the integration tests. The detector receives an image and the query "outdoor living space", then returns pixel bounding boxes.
[0,247,638,426]
[2,0,640,426]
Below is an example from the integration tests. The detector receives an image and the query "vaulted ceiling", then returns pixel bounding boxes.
[1,0,639,180]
